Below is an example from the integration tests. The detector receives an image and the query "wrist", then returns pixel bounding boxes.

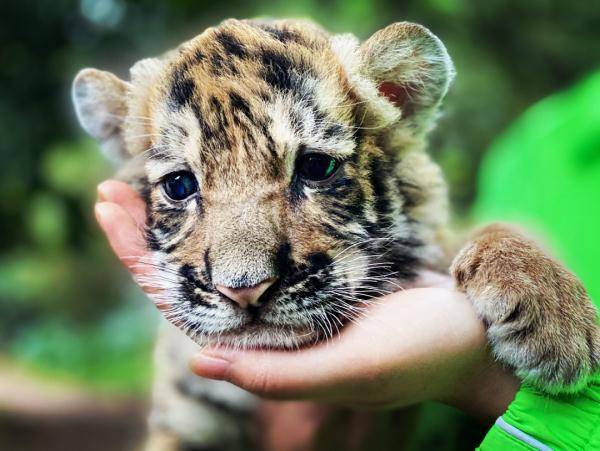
[442,352,520,424]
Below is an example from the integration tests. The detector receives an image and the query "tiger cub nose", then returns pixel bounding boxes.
[215,278,277,309]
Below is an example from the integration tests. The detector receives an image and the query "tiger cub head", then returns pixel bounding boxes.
[72,19,454,348]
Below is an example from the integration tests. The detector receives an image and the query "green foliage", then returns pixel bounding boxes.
[28,193,69,250]
[9,299,156,393]
[42,139,111,199]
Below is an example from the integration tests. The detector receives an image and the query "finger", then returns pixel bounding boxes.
[191,341,365,401]
[95,202,147,270]
[95,201,169,307]
[189,297,414,399]
[97,180,147,228]
[190,288,487,403]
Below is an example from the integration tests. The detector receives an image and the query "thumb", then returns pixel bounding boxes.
[95,199,168,307]
[190,337,372,400]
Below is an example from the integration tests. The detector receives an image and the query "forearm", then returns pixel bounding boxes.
[414,271,521,423]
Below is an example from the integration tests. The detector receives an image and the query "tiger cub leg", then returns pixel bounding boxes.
[144,323,258,451]
[451,224,600,394]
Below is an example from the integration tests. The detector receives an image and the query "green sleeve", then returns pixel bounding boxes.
[478,372,600,450]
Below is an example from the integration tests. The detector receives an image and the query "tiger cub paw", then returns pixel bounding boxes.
[451,224,600,394]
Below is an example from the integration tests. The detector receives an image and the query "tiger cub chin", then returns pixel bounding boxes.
[73,17,599,450]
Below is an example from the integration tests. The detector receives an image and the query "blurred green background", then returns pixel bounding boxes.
[1,0,599,450]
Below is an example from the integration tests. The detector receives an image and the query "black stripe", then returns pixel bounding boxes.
[307,252,332,272]
[275,242,293,275]
[203,249,213,283]
[209,53,224,74]
[320,177,354,198]
[328,203,355,224]
[162,227,193,254]
[260,49,296,92]
[323,123,346,140]
[215,30,248,58]
[502,302,523,324]
[169,77,195,110]
[145,228,161,251]
[191,103,214,143]
[179,264,215,308]
[397,178,422,209]
[288,173,306,204]
[175,125,189,138]
[504,321,536,343]
[321,222,355,241]
[229,92,254,122]
[369,156,392,222]
[256,23,302,44]
[193,49,205,62]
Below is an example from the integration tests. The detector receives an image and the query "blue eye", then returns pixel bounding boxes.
[162,171,198,200]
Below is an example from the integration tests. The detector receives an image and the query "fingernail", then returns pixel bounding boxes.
[190,353,231,380]
[97,181,110,202]
[94,202,108,223]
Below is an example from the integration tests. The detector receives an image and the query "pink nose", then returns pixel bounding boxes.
[215,278,277,309]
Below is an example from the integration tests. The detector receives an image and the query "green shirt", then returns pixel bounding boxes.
[478,373,600,450]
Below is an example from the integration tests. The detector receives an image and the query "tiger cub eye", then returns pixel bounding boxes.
[162,171,198,200]
[296,153,339,182]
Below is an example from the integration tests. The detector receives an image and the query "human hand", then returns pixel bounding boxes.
[95,179,519,423]
[190,282,519,422]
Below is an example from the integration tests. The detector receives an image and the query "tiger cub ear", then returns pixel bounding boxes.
[72,68,131,164]
[360,22,455,132]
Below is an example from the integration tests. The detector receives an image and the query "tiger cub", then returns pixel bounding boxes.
[72,18,599,450]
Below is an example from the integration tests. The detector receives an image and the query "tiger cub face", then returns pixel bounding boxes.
[73,19,454,348]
